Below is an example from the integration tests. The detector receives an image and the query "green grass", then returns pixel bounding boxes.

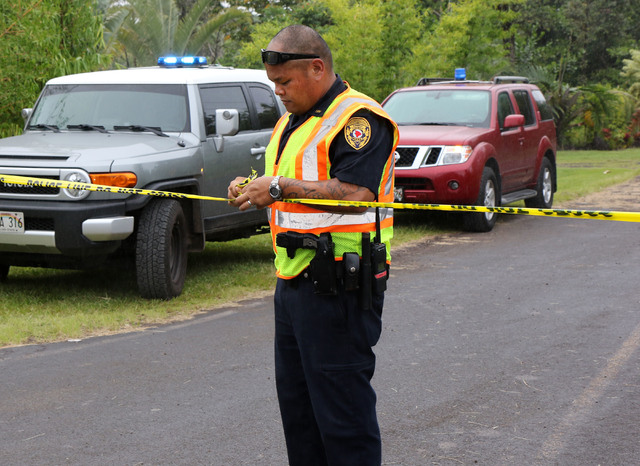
[555,148,640,203]
[2,148,640,347]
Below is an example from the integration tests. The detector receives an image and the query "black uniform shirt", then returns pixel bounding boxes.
[276,75,394,196]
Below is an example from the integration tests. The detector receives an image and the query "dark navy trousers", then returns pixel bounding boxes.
[274,273,384,466]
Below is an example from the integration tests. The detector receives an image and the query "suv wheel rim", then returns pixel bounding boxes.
[484,179,496,220]
[542,168,552,204]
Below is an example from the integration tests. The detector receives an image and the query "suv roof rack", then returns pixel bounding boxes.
[492,76,529,84]
[416,77,490,86]
[416,77,452,86]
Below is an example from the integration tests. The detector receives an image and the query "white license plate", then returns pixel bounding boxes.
[393,187,404,202]
[0,211,25,233]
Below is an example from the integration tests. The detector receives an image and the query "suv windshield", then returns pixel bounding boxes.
[384,89,491,128]
[29,84,190,132]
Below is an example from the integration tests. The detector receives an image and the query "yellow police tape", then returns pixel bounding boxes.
[1,173,639,223]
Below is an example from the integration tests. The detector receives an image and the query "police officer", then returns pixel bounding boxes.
[228,25,398,466]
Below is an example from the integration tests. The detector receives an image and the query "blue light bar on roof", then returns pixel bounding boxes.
[455,68,466,80]
[158,56,207,67]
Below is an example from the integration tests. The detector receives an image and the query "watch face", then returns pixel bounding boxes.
[269,183,281,199]
[269,176,282,199]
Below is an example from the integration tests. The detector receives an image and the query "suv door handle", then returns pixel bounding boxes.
[251,146,266,156]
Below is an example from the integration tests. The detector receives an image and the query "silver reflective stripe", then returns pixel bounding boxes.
[301,96,383,181]
[383,160,393,196]
[274,207,393,230]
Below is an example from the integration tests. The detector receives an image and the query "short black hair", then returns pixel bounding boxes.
[270,25,333,71]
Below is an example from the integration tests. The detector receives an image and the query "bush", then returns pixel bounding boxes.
[0,1,110,138]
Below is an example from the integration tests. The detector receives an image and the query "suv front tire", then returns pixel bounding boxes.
[136,199,188,299]
[464,167,499,232]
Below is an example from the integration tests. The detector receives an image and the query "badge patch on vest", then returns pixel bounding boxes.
[344,117,371,150]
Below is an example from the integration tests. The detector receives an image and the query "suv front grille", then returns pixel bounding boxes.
[395,146,442,168]
[0,176,60,195]
[395,147,419,167]
[425,147,441,165]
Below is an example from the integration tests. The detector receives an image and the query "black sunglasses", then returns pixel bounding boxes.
[261,49,320,65]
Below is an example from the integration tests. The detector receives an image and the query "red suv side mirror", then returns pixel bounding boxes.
[504,114,525,129]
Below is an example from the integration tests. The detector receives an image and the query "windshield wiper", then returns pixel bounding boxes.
[29,123,60,132]
[67,124,109,133]
[417,122,456,126]
[113,125,169,137]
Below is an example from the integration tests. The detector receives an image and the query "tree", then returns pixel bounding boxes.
[0,0,109,137]
[378,0,424,95]
[622,49,640,100]
[323,0,385,99]
[514,0,640,86]
[409,0,522,81]
[561,0,639,85]
[111,0,250,67]
[235,0,422,102]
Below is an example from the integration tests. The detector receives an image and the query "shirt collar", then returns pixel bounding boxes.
[291,75,347,125]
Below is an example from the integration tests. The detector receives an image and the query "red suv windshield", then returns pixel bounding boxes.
[383,89,491,128]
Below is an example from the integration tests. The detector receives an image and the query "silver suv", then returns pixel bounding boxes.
[0,57,284,298]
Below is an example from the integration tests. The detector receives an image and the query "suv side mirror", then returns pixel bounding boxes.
[21,108,32,123]
[215,109,239,136]
[213,109,239,152]
[503,114,525,129]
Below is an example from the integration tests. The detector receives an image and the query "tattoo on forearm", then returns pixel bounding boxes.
[282,178,364,200]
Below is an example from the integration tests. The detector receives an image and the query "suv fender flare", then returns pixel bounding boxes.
[468,142,502,201]
[535,137,557,192]
[125,177,206,251]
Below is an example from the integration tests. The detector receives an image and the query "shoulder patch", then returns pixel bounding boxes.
[344,117,371,150]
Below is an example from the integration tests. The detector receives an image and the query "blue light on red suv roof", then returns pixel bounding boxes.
[158,56,207,67]
[455,68,466,80]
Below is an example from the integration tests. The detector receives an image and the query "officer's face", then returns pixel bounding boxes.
[266,60,320,116]
[264,46,325,115]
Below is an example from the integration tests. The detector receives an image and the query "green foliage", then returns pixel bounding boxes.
[514,0,640,86]
[558,85,635,150]
[377,0,424,95]
[109,0,250,67]
[323,0,384,100]
[0,0,110,136]
[410,0,522,80]
[621,49,640,105]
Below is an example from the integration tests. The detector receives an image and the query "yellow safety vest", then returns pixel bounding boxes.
[266,84,399,279]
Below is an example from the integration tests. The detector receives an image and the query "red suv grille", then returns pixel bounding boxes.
[396,146,441,167]
[396,147,419,167]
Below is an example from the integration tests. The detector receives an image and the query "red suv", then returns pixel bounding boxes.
[382,73,557,231]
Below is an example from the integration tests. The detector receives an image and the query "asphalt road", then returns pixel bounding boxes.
[1,211,639,465]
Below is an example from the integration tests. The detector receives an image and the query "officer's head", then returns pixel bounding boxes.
[262,25,335,116]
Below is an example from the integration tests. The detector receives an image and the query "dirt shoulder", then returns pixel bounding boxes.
[558,175,640,211]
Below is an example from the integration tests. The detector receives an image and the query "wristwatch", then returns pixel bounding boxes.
[269,175,283,201]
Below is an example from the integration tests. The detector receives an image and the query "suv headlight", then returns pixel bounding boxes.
[62,171,91,200]
[441,145,473,165]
